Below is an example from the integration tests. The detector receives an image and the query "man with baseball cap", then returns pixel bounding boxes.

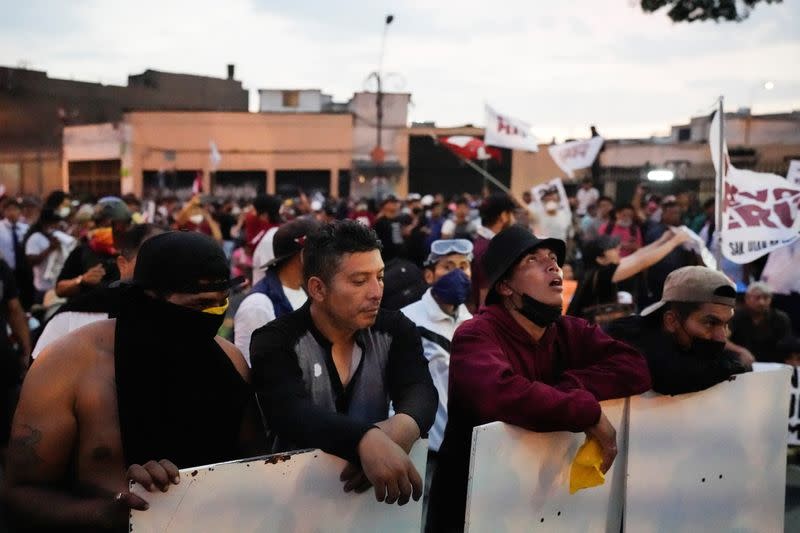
[4,231,261,530]
[56,197,132,300]
[607,266,753,396]
[235,217,320,366]
[427,225,651,532]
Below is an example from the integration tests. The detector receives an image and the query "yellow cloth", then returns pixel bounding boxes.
[569,437,605,494]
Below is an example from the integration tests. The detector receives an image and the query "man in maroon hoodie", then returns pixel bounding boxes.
[427,225,651,532]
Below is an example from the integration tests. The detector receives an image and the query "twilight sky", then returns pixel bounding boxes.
[2,0,798,141]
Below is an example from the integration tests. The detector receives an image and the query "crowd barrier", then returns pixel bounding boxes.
[465,363,790,533]
[130,440,428,533]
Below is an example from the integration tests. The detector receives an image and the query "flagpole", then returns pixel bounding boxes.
[713,95,724,272]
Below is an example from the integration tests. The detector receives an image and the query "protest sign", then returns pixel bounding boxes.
[531,177,571,213]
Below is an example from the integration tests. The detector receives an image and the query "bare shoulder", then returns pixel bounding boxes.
[31,318,116,379]
[215,336,250,383]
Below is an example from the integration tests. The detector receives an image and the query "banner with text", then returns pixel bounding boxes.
[709,110,800,264]
[484,105,539,152]
[548,137,604,178]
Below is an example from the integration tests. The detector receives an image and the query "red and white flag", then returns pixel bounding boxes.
[438,136,502,162]
[484,105,539,152]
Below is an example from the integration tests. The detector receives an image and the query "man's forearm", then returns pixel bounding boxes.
[375,413,421,453]
[2,485,118,529]
[7,300,31,359]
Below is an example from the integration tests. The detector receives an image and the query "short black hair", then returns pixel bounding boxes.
[303,220,383,285]
[703,198,716,209]
[479,193,516,227]
[597,196,614,206]
[454,196,469,207]
[253,194,282,222]
[117,224,166,260]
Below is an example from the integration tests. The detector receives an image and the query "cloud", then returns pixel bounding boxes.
[0,0,797,141]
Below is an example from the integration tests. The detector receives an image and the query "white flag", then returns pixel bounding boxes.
[547,137,604,178]
[210,140,222,170]
[710,112,800,264]
[787,160,800,186]
[484,105,539,152]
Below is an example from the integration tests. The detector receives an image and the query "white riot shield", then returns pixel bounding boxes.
[130,440,428,533]
[625,364,791,533]
[465,399,627,532]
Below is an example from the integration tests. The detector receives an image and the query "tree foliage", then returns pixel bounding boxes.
[640,0,782,23]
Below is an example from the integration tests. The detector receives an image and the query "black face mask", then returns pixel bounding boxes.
[126,288,225,340]
[511,289,562,328]
[689,337,727,357]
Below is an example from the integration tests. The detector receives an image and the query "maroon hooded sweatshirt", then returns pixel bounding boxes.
[428,304,651,532]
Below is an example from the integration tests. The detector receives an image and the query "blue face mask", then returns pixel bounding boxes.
[431,268,471,306]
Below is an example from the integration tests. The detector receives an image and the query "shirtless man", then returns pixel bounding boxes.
[2,231,257,531]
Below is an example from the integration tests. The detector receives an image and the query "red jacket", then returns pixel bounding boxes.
[428,304,651,531]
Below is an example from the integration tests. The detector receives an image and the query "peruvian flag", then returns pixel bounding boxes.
[439,136,502,162]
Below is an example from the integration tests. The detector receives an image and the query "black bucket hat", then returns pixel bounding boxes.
[133,231,244,294]
[482,225,565,304]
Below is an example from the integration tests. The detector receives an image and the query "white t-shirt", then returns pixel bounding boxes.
[234,285,307,366]
[32,311,108,359]
[576,187,600,216]
[25,231,75,292]
[536,210,574,242]
[251,226,279,286]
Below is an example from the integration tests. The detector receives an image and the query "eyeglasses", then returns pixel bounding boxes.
[430,239,474,256]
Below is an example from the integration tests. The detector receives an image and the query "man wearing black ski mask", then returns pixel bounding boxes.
[606,265,753,395]
[427,225,651,532]
[3,231,260,532]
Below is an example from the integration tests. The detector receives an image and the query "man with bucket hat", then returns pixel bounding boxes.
[427,225,651,532]
[607,265,753,396]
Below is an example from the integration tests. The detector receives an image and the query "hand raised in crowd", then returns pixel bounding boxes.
[347,427,423,506]
[584,412,617,474]
[666,227,692,246]
[82,264,106,286]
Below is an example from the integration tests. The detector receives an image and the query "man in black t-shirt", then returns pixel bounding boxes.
[0,258,32,447]
[56,198,131,301]
[250,220,437,506]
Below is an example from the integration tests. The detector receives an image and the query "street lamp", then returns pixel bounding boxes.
[647,170,675,182]
[745,80,774,145]
[367,15,394,163]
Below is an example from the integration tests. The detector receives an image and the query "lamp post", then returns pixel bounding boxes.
[367,15,394,163]
[744,80,774,145]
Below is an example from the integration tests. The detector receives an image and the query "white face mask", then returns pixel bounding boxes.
[189,214,204,225]
[545,201,559,213]
[230,207,242,217]
[57,206,71,218]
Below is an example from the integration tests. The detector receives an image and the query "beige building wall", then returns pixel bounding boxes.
[64,112,354,197]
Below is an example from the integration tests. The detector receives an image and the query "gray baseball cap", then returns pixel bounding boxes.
[640,266,736,317]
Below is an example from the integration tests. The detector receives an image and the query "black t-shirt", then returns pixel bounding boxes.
[57,244,120,296]
[729,308,792,363]
[607,315,747,395]
[373,216,407,262]
[567,264,618,317]
[0,258,19,354]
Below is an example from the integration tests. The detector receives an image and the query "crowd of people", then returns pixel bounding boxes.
[0,181,797,531]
